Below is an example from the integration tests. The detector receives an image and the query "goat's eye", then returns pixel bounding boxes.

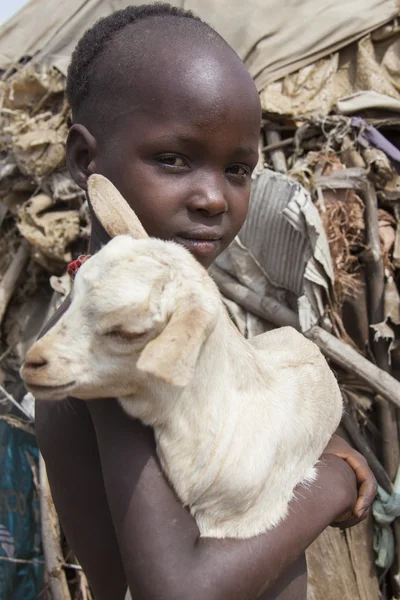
[103,329,146,342]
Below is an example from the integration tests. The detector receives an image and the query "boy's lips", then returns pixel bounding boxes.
[173,230,222,256]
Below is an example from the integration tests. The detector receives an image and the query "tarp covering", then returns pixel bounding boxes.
[0,0,398,86]
[261,22,400,118]
[0,417,43,599]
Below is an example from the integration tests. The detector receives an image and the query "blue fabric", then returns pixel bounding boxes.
[351,117,400,165]
[0,419,43,599]
[372,465,400,570]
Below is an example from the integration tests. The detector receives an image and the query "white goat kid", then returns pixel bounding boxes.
[22,174,343,539]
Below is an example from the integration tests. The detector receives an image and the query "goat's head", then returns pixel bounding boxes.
[21,175,220,401]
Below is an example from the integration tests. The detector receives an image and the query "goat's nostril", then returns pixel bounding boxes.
[24,356,48,370]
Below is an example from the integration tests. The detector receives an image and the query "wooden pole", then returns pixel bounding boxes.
[39,454,71,600]
[0,239,30,326]
[341,408,392,493]
[211,266,300,330]
[265,130,288,173]
[212,268,400,408]
[362,181,400,588]
[306,327,400,408]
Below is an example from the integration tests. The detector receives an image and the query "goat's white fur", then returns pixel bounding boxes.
[22,175,343,538]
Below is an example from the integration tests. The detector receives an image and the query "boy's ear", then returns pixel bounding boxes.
[66,124,97,191]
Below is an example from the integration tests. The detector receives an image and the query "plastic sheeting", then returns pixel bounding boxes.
[0,417,43,600]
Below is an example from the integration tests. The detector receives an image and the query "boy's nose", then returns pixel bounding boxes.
[188,175,228,216]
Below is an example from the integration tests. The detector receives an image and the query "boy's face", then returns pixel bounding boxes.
[69,36,261,268]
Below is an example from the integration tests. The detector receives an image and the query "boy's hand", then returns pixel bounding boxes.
[322,433,378,527]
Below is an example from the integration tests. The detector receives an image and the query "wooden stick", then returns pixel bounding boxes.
[0,384,34,421]
[265,130,287,173]
[358,181,400,581]
[362,183,385,325]
[0,556,82,570]
[39,454,71,600]
[362,183,400,476]
[0,239,30,326]
[341,408,392,493]
[0,201,7,229]
[341,135,366,169]
[375,395,400,482]
[211,266,300,330]
[306,326,400,409]
[262,137,294,153]
[314,168,367,191]
[261,122,297,132]
[212,268,400,408]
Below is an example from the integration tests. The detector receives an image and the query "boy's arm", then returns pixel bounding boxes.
[87,398,361,600]
[35,397,129,599]
[36,303,375,599]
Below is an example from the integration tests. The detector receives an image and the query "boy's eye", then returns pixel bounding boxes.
[226,164,252,180]
[157,155,188,168]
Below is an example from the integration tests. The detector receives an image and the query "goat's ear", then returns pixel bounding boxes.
[137,297,217,387]
[87,174,148,239]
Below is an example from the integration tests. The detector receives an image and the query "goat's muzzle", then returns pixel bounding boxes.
[21,346,76,400]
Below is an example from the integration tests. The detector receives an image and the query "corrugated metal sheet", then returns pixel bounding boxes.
[215,170,334,331]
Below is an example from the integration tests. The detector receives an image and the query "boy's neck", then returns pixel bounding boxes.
[89,222,112,254]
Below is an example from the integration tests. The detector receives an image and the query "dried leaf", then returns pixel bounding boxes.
[17,194,80,263]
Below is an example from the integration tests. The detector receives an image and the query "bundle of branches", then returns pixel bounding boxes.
[0,65,89,405]
[258,113,400,598]
[0,65,92,600]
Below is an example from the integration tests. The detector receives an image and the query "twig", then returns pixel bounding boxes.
[212,268,400,408]
[39,454,72,600]
[265,130,287,173]
[262,123,297,132]
[362,183,385,325]
[340,135,366,169]
[0,343,15,363]
[341,406,392,493]
[362,182,400,477]
[262,137,294,153]
[0,384,34,421]
[0,414,34,435]
[0,239,30,326]
[0,61,20,82]
[314,168,368,191]
[211,266,300,329]
[0,556,82,570]
[362,181,400,591]
[375,394,400,483]
[78,569,92,600]
[0,200,7,229]
[306,327,400,409]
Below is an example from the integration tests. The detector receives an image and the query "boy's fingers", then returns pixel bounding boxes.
[343,456,378,516]
[322,435,378,517]
[331,509,369,529]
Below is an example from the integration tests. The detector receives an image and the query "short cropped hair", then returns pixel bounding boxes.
[66,3,206,119]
